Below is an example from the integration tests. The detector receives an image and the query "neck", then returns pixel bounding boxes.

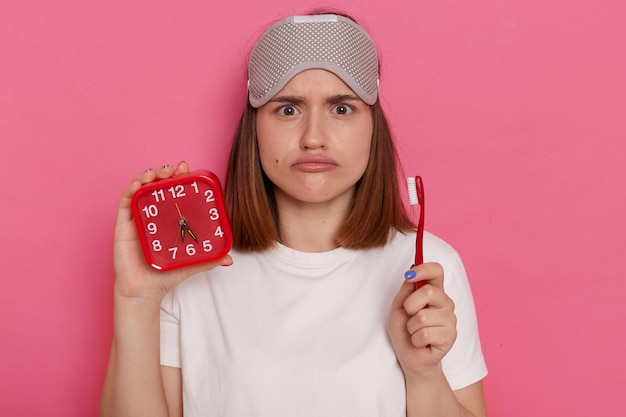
[274,190,353,252]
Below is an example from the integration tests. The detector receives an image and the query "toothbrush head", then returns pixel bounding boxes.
[407,176,424,206]
[407,177,419,205]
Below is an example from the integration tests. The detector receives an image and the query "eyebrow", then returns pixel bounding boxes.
[268,94,362,105]
[327,94,361,105]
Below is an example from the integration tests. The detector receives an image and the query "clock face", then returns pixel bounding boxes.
[131,170,232,271]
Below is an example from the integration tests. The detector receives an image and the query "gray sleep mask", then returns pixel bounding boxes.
[248,14,379,107]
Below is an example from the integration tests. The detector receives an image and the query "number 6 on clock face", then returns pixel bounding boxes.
[131,170,233,271]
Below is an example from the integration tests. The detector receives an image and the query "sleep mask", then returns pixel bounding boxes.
[248,14,379,107]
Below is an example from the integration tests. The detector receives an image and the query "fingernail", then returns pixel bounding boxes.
[404,270,417,280]
[221,262,233,267]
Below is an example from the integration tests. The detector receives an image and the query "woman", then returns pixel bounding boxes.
[100,12,488,417]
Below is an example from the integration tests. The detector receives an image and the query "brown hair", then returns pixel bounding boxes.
[225,100,415,251]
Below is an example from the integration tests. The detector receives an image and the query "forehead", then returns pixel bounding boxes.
[272,69,358,98]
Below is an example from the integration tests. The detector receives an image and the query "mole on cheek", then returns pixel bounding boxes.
[275,159,279,164]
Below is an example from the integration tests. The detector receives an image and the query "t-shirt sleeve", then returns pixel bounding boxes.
[439,247,488,390]
[160,289,182,368]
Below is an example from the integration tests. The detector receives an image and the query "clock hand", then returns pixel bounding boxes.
[181,222,199,243]
[175,203,184,219]
[175,203,199,243]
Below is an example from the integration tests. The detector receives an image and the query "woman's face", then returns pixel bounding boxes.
[256,69,373,210]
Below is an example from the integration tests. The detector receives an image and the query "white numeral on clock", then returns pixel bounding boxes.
[142,204,158,218]
[205,189,215,202]
[151,189,165,202]
[168,185,186,198]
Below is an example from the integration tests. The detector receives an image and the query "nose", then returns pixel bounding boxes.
[299,110,328,150]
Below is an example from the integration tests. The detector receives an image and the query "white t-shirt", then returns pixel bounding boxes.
[160,231,487,416]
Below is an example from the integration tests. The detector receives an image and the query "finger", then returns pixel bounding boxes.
[387,298,413,350]
[125,163,177,204]
[132,168,158,185]
[120,177,143,206]
[390,279,418,312]
[410,324,457,352]
[174,160,190,175]
[404,262,444,289]
[388,279,417,350]
[403,284,455,316]
[402,282,436,315]
[118,165,170,224]
[406,305,457,336]
[116,177,146,228]
[154,163,176,179]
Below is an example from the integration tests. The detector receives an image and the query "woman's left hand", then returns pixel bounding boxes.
[387,262,457,378]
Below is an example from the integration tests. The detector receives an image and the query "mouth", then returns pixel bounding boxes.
[291,156,339,172]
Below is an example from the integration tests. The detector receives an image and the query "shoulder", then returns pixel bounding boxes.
[390,230,470,295]
[388,230,461,263]
[423,231,461,262]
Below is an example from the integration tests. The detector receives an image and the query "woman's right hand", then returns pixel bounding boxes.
[113,161,233,302]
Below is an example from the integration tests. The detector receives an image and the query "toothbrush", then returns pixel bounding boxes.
[407,176,425,290]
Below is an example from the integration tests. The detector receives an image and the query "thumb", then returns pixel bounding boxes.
[387,279,414,349]
[389,278,415,312]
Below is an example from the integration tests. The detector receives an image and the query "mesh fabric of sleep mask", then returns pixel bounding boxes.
[248,14,379,107]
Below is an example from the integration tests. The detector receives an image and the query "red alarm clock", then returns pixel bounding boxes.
[131,170,232,271]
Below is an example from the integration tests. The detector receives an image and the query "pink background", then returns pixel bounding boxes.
[2,1,625,415]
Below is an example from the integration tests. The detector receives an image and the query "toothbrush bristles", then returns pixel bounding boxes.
[407,177,419,205]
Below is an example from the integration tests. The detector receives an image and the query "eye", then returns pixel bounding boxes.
[277,105,300,116]
[332,104,353,115]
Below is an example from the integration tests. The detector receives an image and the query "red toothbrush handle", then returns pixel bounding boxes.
[414,176,425,290]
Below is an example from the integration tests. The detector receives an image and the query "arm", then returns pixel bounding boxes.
[387,263,487,417]
[99,163,232,417]
[405,369,486,417]
[99,296,171,417]
[161,366,184,417]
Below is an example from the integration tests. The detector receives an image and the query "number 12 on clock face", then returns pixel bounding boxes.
[131,170,233,271]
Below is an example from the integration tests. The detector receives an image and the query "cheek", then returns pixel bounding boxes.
[356,148,371,177]
[257,131,297,173]
[256,129,273,169]
[256,114,286,169]
[354,126,373,171]
[257,138,284,179]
